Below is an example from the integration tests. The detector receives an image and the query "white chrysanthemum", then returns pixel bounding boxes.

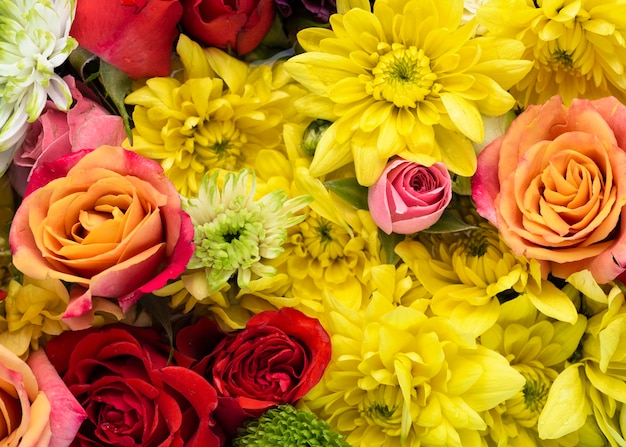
[182,169,311,295]
[0,0,77,153]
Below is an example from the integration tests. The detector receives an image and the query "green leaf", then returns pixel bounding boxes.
[378,229,405,264]
[423,209,480,233]
[99,59,133,143]
[324,177,369,210]
[137,294,174,363]
[68,46,99,78]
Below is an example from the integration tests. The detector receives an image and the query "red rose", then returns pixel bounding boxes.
[180,0,276,55]
[179,309,331,435]
[70,0,182,79]
[45,325,223,447]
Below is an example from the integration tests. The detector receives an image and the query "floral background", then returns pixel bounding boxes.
[1,0,626,446]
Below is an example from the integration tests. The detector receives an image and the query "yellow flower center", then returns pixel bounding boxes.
[192,120,246,171]
[550,47,576,72]
[506,365,553,425]
[296,213,350,261]
[361,385,404,434]
[369,45,438,108]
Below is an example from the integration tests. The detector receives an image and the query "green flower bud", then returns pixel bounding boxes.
[301,119,332,156]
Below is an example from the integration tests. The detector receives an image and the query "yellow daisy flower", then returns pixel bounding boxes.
[477,0,626,106]
[124,34,305,196]
[283,0,531,185]
[305,293,525,447]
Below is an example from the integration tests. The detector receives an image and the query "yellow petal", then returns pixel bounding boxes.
[525,279,579,324]
[440,92,484,142]
[538,364,588,439]
[176,34,213,80]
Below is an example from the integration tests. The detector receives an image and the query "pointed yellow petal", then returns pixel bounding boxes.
[308,122,354,177]
[177,34,213,80]
[538,364,588,439]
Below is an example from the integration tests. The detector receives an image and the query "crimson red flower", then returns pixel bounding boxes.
[180,0,276,55]
[70,0,182,79]
[178,309,331,435]
[45,325,223,447]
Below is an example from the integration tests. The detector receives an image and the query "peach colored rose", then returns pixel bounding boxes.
[472,95,626,283]
[9,145,194,317]
[368,158,452,234]
[10,76,125,196]
[0,346,86,447]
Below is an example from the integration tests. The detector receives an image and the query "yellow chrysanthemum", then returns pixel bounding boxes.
[124,34,305,196]
[275,167,383,315]
[0,277,69,358]
[283,0,531,185]
[477,0,626,106]
[537,271,626,445]
[156,273,299,331]
[396,223,578,337]
[480,295,586,446]
[304,293,525,447]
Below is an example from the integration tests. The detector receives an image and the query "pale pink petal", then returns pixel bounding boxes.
[27,350,86,447]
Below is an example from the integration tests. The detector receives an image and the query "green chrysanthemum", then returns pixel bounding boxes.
[0,0,77,155]
[182,169,311,295]
[284,0,531,185]
[233,405,350,447]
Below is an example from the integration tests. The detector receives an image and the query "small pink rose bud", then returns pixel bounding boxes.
[368,158,452,234]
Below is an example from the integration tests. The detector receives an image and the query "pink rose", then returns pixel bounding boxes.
[0,346,86,447]
[368,158,453,234]
[70,0,183,79]
[472,95,626,283]
[10,76,125,196]
[9,145,194,317]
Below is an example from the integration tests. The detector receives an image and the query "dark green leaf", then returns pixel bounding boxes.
[423,209,480,233]
[324,178,369,210]
[378,229,405,264]
[137,294,174,363]
[99,59,133,143]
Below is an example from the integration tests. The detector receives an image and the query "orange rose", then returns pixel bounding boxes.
[472,96,626,283]
[9,145,194,317]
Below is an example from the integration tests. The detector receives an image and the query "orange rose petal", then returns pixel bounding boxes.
[497,97,566,184]
[90,243,166,300]
[117,210,164,262]
[16,393,51,447]
[565,99,619,146]
[55,211,164,277]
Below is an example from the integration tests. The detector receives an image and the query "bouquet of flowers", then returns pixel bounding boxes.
[1,0,626,445]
